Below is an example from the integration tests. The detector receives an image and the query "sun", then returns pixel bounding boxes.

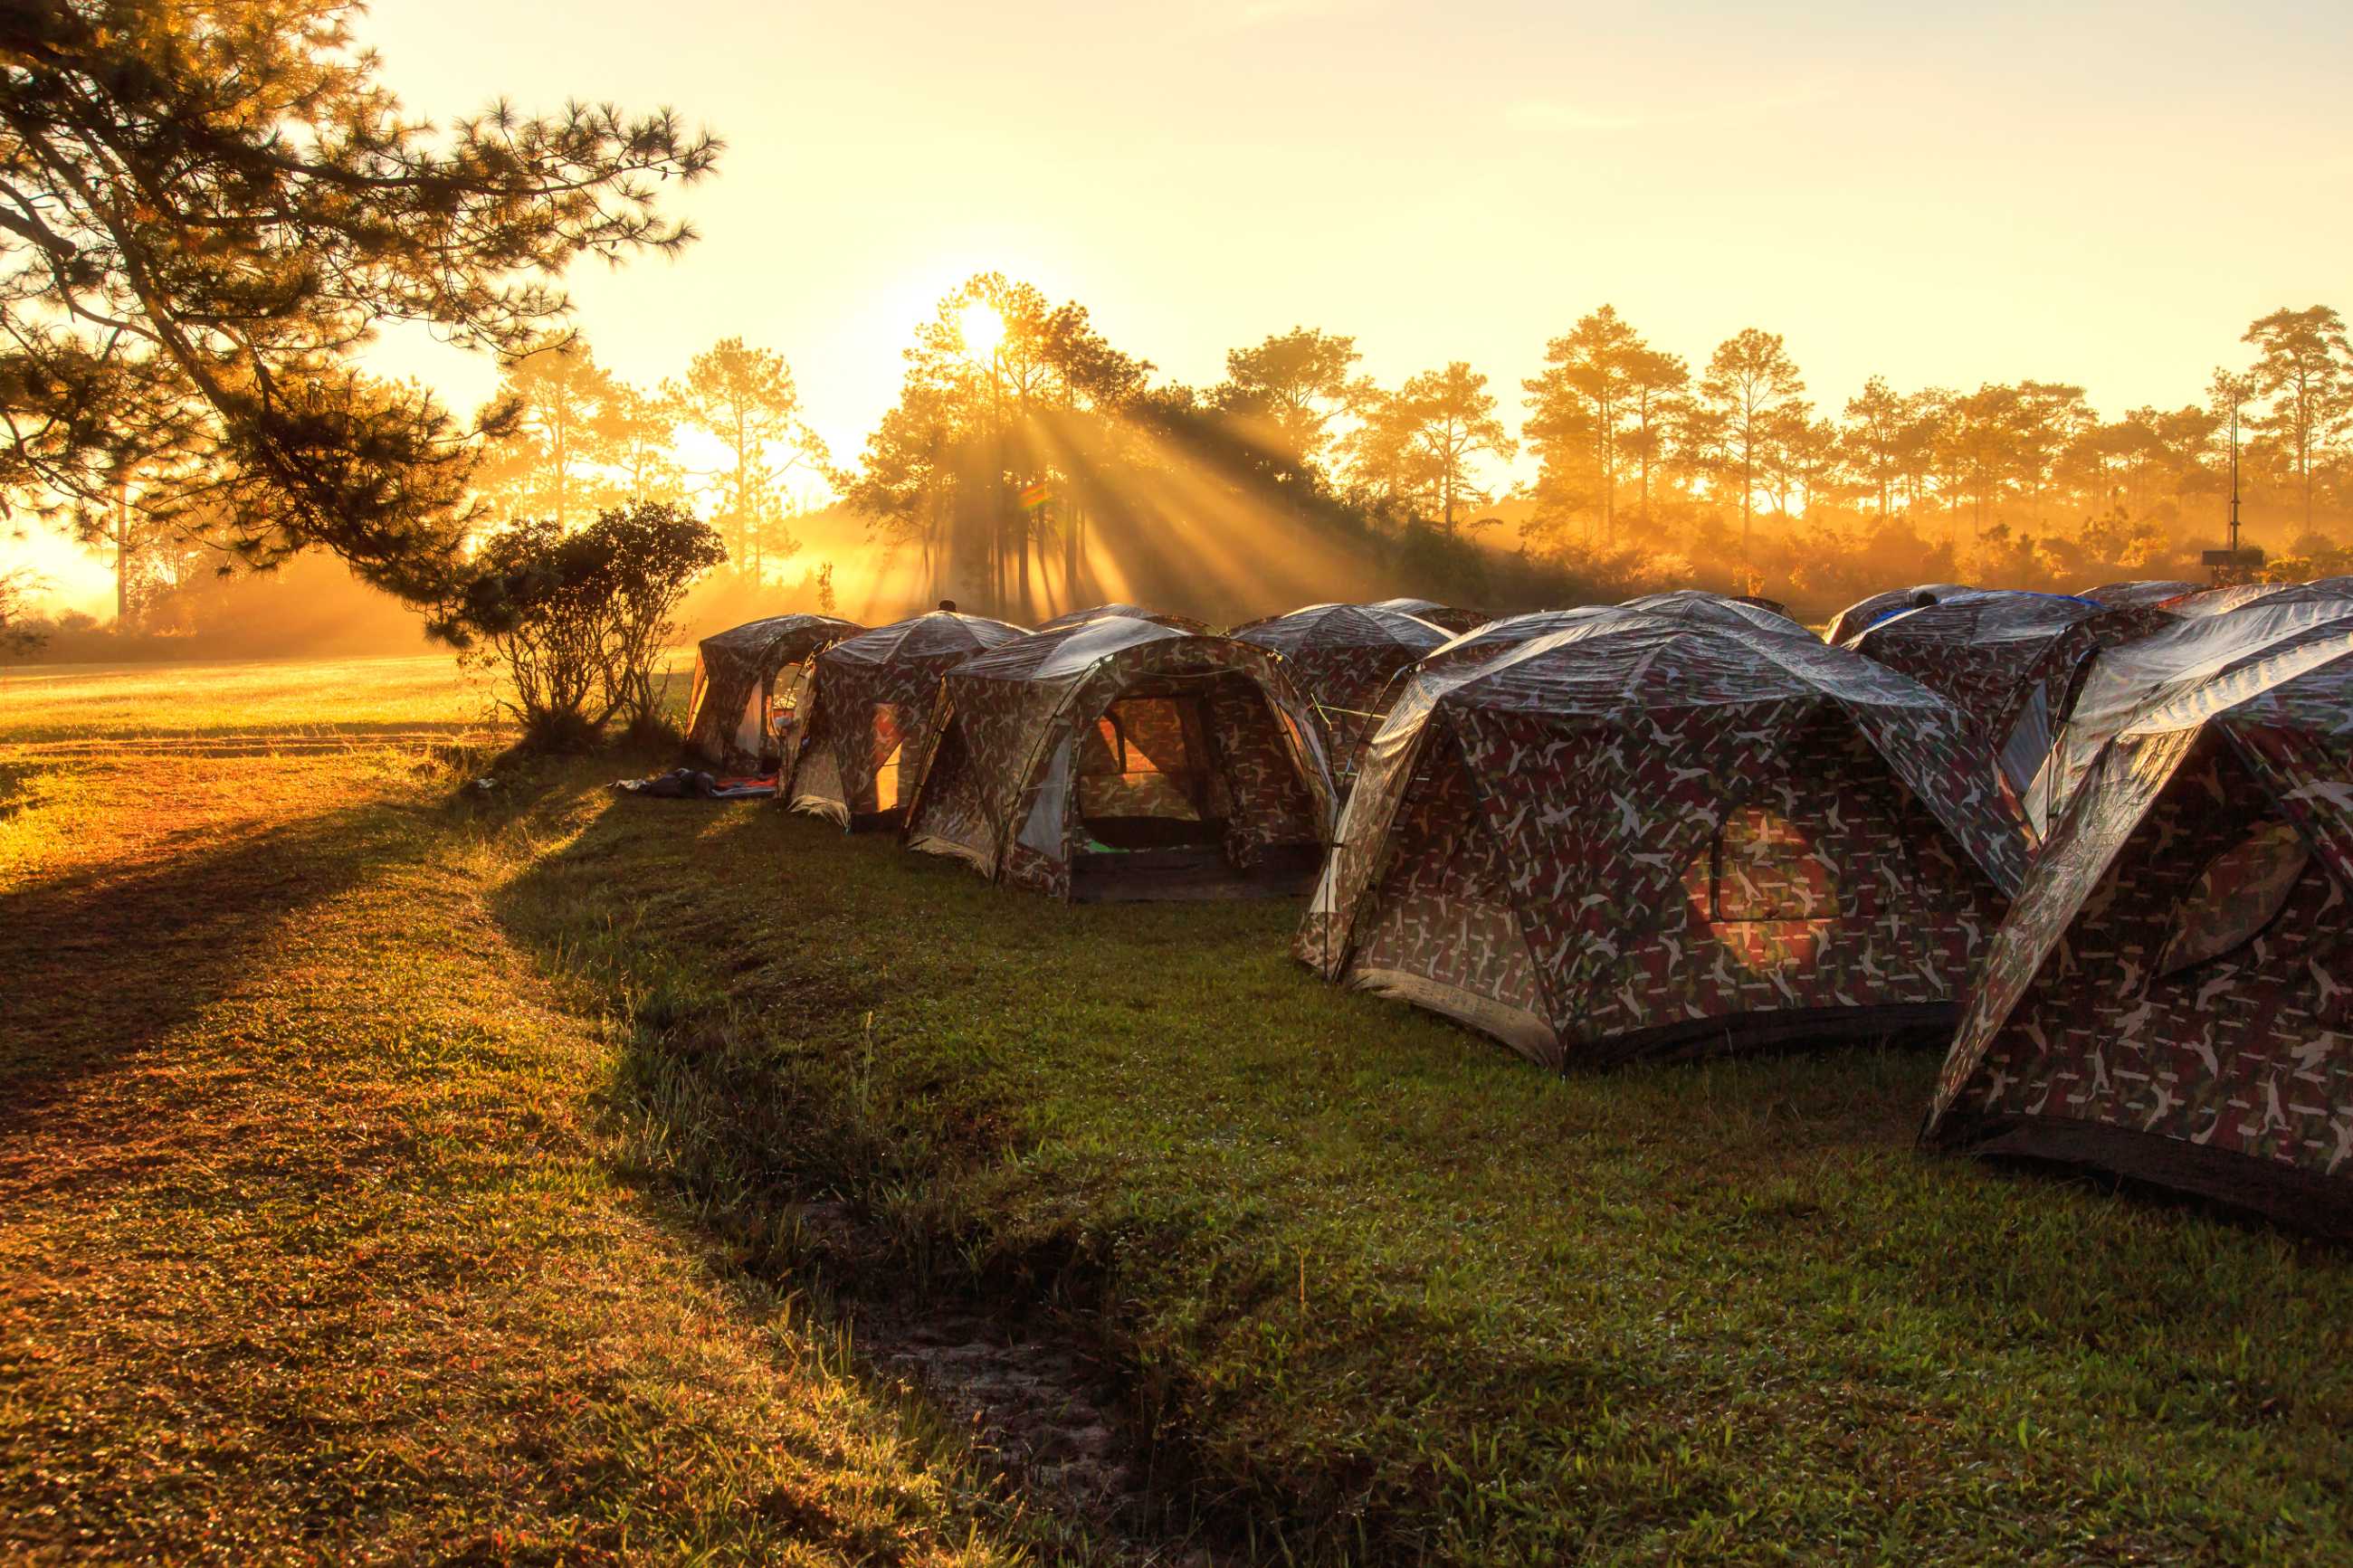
[957,300,1005,359]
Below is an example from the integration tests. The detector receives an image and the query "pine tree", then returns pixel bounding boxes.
[0,1,717,613]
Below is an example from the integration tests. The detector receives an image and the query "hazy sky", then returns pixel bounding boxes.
[24,0,2353,609]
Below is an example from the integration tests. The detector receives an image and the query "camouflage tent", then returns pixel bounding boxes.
[1230,603,1448,786]
[2158,576,2353,622]
[1358,594,1811,738]
[787,610,1027,829]
[2034,586,2353,832]
[902,616,1336,901]
[1850,589,2176,829]
[1299,601,2029,1069]
[2081,580,2198,608]
[1923,603,2353,1234]
[683,613,863,770]
[1366,596,1486,634]
[1034,603,1209,634]
[1824,583,1967,645]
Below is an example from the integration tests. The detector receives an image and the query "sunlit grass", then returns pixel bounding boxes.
[0,658,1034,1563]
[0,650,698,746]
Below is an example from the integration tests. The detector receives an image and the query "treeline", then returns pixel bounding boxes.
[843,285,2353,621]
[1511,304,2353,611]
[35,286,2353,651]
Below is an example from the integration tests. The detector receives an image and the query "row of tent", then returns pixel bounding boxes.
[679,578,2353,1237]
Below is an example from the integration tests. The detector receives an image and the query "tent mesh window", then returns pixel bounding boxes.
[1079,696,1213,832]
[1704,804,1839,921]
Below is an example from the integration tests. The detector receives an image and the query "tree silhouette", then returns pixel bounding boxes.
[472,339,620,528]
[668,337,829,583]
[1349,363,1515,538]
[1524,306,1642,540]
[1699,329,1805,559]
[0,1,717,611]
[848,273,1147,616]
[2244,307,2353,529]
[1212,327,1364,485]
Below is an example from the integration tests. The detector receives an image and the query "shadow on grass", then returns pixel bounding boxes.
[0,796,418,1124]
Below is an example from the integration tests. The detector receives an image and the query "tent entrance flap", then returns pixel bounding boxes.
[1077,692,1224,850]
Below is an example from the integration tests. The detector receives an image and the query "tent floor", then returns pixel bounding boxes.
[1071,844,1320,903]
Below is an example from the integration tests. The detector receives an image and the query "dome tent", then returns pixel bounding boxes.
[1230,603,1449,786]
[683,613,863,770]
[787,610,1027,829]
[1299,602,2029,1069]
[1923,599,2353,1234]
[901,616,1336,901]
[1849,588,2177,830]
[2031,582,2353,832]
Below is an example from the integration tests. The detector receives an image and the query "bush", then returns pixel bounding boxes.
[440,500,725,744]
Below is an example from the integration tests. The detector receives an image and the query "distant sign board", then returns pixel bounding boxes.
[2203,547,2266,566]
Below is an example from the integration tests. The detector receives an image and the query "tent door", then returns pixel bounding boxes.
[1077,693,1223,851]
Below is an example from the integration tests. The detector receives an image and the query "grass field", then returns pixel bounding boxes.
[0,658,1039,1565]
[7,653,2353,1564]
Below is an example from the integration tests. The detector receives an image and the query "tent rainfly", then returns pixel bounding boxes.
[683,613,863,770]
[787,610,1028,829]
[1230,603,1449,785]
[1824,584,1969,646]
[2080,580,2199,609]
[901,616,1336,901]
[1367,591,1809,719]
[1300,598,2030,1068]
[1849,589,2177,830]
[1923,594,2353,1234]
[1364,596,1487,634]
[2032,581,2353,832]
[1034,603,1210,634]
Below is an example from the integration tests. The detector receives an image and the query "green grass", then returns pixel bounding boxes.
[0,662,1037,1565]
[10,653,2353,1565]
[492,752,2353,1565]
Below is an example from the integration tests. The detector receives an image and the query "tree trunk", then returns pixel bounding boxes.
[1740,441,1754,559]
[1017,508,1033,622]
[114,479,131,632]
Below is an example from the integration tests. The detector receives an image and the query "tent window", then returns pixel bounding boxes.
[872,703,910,811]
[1998,684,2052,798]
[1709,804,1837,921]
[2156,820,2310,977]
[1080,697,1205,821]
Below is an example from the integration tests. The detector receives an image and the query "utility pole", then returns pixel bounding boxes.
[2227,396,2243,556]
[2203,384,2263,586]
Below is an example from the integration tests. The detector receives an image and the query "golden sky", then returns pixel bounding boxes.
[20,0,2352,611]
